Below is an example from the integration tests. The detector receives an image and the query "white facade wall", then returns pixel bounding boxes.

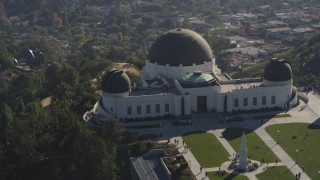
[223,84,293,112]
[97,93,192,121]
[143,59,215,80]
[92,81,295,121]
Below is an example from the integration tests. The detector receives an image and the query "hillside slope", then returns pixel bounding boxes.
[232,33,320,90]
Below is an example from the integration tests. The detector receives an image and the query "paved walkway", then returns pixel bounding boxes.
[209,129,236,159]
[255,128,310,180]
[170,136,208,180]
[131,92,320,179]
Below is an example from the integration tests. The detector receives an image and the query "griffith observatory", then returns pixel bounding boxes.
[84,28,297,125]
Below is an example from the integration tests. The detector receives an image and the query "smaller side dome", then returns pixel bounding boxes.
[264,59,292,82]
[102,70,131,93]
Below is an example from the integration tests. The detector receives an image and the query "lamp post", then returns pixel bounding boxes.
[296,149,299,164]
[277,130,280,144]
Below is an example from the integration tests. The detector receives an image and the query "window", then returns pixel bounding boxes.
[234,98,239,107]
[253,97,257,106]
[156,104,160,113]
[110,107,113,112]
[137,105,141,114]
[243,98,248,106]
[165,104,169,113]
[262,96,266,105]
[146,105,151,114]
[271,96,276,104]
[127,106,132,115]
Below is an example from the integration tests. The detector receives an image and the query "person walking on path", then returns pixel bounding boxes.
[200,166,203,172]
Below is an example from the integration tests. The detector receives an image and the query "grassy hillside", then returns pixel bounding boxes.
[232,33,320,90]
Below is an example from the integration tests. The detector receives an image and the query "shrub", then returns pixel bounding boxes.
[248,165,257,172]
[252,162,259,168]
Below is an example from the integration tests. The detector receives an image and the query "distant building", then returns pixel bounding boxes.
[292,27,315,40]
[266,27,291,39]
[189,17,207,31]
[226,36,248,43]
[84,29,297,124]
[225,47,268,58]
[292,27,314,34]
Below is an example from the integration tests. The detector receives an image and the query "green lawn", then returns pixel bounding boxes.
[207,171,248,180]
[182,132,229,168]
[266,123,320,180]
[256,166,295,180]
[222,128,280,163]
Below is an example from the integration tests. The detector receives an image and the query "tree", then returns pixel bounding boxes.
[142,15,154,28]
[0,103,14,138]
[0,16,11,30]
[142,2,162,12]
[0,47,14,68]
[158,18,175,29]
[117,32,123,41]
[60,65,79,87]
[101,118,123,146]
[54,82,74,108]
[52,12,62,29]
[9,73,37,103]
[80,42,95,59]
[0,2,6,17]
[45,63,61,92]
[14,97,25,115]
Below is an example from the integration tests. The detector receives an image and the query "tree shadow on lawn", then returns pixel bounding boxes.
[222,171,245,180]
[283,163,297,174]
[182,130,206,136]
[307,121,320,129]
[222,128,254,141]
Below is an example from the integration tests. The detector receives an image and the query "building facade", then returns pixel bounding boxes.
[84,29,297,124]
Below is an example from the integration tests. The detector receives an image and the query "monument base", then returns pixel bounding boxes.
[236,165,249,172]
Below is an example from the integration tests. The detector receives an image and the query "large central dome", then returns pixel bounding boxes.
[147,29,213,66]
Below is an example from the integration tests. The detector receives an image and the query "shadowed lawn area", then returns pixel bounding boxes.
[253,113,291,120]
[207,171,248,180]
[182,132,229,168]
[222,128,280,163]
[256,166,295,180]
[266,123,320,180]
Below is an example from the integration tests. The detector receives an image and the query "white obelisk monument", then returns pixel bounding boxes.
[238,131,248,171]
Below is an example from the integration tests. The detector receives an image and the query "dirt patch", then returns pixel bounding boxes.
[41,97,52,107]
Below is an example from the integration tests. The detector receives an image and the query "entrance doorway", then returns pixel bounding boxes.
[197,96,207,112]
